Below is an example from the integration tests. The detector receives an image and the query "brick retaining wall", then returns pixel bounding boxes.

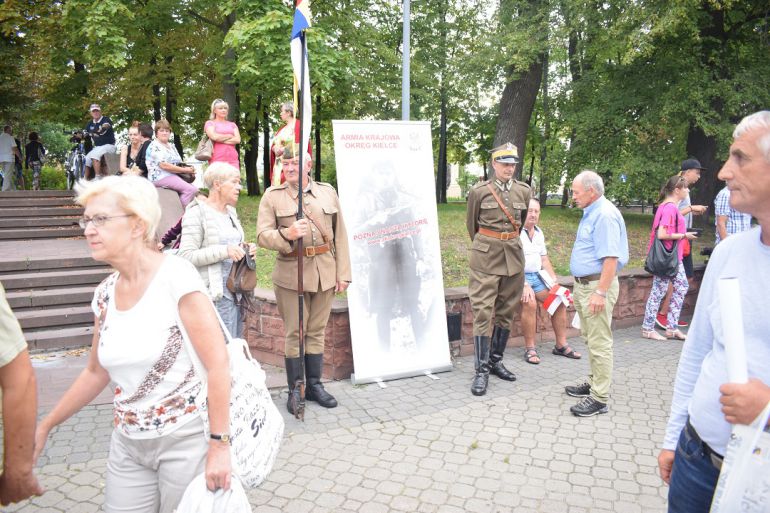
[244,266,704,380]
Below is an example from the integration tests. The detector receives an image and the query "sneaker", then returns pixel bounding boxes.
[565,382,591,398]
[655,313,668,330]
[677,319,689,328]
[570,396,609,417]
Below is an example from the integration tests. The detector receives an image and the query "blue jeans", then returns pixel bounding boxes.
[668,423,721,513]
[215,296,242,339]
[525,272,548,293]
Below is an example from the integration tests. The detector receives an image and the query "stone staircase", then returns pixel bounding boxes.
[0,190,111,352]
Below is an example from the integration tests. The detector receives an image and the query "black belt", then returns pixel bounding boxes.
[685,418,723,470]
[573,273,602,284]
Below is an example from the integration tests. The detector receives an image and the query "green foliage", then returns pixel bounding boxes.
[20,165,67,190]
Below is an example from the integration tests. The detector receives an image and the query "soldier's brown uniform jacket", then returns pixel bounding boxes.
[466,179,531,276]
[257,180,352,292]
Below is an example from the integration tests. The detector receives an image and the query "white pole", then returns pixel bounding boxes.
[402,0,410,120]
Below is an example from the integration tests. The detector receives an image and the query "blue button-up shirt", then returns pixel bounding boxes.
[570,196,629,277]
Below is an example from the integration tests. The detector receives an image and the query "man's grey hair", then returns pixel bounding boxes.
[734,111,770,162]
[574,170,605,196]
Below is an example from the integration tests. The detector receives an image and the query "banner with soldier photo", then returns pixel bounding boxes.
[333,120,452,384]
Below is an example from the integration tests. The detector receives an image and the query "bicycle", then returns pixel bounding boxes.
[64,130,88,189]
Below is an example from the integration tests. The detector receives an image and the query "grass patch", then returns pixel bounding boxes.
[236,195,715,290]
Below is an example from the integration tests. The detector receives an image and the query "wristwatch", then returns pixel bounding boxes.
[210,433,231,445]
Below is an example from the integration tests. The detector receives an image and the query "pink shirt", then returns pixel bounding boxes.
[647,202,686,261]
[205,120,239,169]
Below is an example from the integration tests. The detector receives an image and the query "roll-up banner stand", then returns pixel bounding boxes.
[333,120,452,385]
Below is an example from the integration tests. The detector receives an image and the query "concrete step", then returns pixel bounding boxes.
[0,256,103,273]
[0,227,84,240]
[0,190,74,198]
[1,268,111,290]
[14,305,93,330]
[0,197,77,208]
[0,207,83,218]
[6,285,96,309]
[26,326,94,352]
[0,217,80,229]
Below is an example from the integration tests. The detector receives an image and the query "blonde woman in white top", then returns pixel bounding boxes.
[33,176,232,513]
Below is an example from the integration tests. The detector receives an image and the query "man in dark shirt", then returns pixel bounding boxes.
[83,103,116,179]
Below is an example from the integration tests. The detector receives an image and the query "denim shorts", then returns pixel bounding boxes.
[525,272,548,293]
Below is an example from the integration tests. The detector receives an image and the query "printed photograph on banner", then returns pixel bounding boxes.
[333,120,451,384]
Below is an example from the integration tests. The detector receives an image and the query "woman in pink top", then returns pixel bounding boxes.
[641,176,698,341]
[204,99,240,170]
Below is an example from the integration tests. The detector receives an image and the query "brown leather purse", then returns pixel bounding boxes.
[227,243,257,295]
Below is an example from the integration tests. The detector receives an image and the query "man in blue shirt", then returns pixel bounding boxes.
[566,171,629,417]
[658,111,770,513]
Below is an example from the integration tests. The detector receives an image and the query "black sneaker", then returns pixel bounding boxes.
[565,382,591,397]
[570,396,608,417]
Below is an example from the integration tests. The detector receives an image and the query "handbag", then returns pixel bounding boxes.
[644,206,680,278]
[682,238,692,258]
[176,162,196,183]
[710,401,770,513]
[227,243,257,295]
[180,309,285,489]
[177,473,252,513]
[195,133,213,161]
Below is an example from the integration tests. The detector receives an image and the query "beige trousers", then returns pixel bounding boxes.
[104,416,207,513]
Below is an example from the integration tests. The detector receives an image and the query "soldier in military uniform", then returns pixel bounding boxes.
[466,142,531,396]
[257,147,351,414]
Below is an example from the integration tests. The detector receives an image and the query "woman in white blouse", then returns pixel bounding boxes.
[145,119,198,207]
[33,176,232,513]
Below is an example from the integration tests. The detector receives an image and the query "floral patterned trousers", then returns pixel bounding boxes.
[642,262,689,331]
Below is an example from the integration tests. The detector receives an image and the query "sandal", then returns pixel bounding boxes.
[552,344,581,359]
[524,348,540,365]
[642,330,667,341]
[666,329,687,341]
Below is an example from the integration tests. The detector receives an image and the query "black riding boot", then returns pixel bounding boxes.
[471,336,491,396]
[489,326,517,381]
[285,357,304,415]
[305,353,338,408]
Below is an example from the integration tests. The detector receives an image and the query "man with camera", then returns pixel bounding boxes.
[83,104,116,179]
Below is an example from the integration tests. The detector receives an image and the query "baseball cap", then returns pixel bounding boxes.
[680,158,706,171]
[89,104,101,112]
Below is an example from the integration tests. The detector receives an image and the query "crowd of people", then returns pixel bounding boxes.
[0,125,47,191]
[0,107,767,513]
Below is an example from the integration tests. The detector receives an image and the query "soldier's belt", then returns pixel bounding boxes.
[282,242,332,258]
[478,227,519,240]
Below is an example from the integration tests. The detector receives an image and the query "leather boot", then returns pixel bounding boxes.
[285,357,304,415]
[471,336,491,396]
[305,353,338,408]
[489,326,517,381]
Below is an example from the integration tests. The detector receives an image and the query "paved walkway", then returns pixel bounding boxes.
[5,326,677,513]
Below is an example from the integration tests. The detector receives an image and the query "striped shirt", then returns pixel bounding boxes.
[714,187,752,244]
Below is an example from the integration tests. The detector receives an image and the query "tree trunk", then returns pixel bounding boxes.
[164,58,184,157]
[262,105,271,188]
[314,93,321,182]
[150,56,162,121]
[244,97,261,196]
[436,90,448,204]
[492,56,545,181]
[538,50,549,204]
[686,122,720,228]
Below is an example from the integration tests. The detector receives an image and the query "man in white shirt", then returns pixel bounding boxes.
[518,198,581,364]
[658,110,770,513]
[0,126,22,191]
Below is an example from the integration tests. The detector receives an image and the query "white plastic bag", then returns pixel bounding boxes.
[175,473,252,513]
[710,401,770,513]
